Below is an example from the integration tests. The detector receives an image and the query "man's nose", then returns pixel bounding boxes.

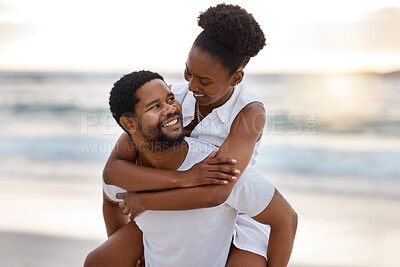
[162,103,177,115]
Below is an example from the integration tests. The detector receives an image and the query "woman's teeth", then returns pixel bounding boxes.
[194,93,205,97]
[163,119,178,127]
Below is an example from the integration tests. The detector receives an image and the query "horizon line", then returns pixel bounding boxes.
[0,68,399,76]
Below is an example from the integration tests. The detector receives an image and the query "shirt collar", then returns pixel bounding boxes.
[181,89,196,127]
[180,82,243,125]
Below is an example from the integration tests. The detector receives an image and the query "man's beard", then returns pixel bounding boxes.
[139,112,185,152]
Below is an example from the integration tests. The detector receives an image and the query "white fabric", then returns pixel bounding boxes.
[103,137,274,267]
[172,81,262,165]
[172,81,272,260]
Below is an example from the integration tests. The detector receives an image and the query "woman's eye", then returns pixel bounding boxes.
[185,70,192,77]
[200,81,211,86]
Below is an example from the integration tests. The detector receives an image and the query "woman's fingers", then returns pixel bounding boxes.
[204,157,237,165]
[206,165,240,176]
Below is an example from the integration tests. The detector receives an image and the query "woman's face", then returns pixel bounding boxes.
[184,46,239,108]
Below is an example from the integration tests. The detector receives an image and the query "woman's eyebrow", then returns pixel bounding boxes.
[185,64,213,80]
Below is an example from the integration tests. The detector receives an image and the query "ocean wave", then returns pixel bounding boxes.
[1,103,108,115]
[0,136,113,161]
[255,143,400,180]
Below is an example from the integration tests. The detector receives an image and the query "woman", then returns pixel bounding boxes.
[87,4,296,267]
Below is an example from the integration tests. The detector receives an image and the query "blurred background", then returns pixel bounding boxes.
[0,0,399,266]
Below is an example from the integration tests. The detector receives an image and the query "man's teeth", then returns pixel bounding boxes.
[163,119,178,127]
[194,93,205,97]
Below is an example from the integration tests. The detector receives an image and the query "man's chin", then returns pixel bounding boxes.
[162,127,184,137]
[165,132,185,145]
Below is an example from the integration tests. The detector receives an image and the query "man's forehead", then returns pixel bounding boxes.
[136,79,174,105]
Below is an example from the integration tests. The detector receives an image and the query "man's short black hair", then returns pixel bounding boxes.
[109,70,164,134]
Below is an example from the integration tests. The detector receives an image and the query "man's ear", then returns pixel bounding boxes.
[231,70,244,86]
[119,116,137,134]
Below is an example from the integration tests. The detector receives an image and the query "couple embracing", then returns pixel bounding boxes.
[85,4,297,267]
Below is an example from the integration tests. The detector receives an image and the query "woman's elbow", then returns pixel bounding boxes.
[207,187,231,206]
[291,209,298,235]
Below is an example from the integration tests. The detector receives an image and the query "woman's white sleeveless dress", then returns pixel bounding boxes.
[172,81,272,260]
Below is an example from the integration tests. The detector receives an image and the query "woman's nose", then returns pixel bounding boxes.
[188,79,198,93]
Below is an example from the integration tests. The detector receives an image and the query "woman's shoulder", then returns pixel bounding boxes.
[236,83,262,106]
[229,83,264,118]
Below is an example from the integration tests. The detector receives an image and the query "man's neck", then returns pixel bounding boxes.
[137,140,188,170]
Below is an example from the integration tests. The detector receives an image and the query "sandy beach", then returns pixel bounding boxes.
[1,174,399,267]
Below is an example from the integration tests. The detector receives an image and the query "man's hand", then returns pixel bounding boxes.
[117,192,145,221]
[179,149,240,187]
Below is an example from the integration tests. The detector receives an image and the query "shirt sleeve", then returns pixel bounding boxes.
[225,167,275,217]
[102,178,126,203]
[171,82,189,104]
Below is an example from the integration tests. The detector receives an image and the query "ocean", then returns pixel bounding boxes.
[1,71,399,197]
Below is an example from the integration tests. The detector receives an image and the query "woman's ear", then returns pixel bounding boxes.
[231,70,244,86]
[119,116,136,134]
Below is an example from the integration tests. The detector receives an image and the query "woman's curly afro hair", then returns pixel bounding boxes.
[198,4,266,57]
[193,4,266,75]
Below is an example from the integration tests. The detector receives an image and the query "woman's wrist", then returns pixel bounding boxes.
[174,170,188,188]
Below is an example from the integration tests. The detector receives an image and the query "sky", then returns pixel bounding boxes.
[0,0,399,73]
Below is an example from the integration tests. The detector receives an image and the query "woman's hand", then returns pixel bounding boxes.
[179,149,240,187]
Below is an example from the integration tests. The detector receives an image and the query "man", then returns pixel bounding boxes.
[85,71,297,267]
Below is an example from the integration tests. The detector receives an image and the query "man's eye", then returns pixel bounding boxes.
[150,105,160,110]
[167,97,175,102]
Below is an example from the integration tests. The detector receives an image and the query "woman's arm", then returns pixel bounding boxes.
[118,103,266,213]
[103,132,238,191]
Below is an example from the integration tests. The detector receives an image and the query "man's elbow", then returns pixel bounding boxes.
[102,161,116,185]
[102,164,111,184]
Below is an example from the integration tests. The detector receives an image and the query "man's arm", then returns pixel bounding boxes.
[85,193,144,267]
[102,192,129,237]
[103,133,238,191]
[252,189,298,267]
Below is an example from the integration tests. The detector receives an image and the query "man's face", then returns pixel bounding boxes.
[133,79,184,151]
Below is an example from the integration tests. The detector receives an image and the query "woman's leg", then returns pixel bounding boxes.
[84,221,144,267]
[226,243,267,267]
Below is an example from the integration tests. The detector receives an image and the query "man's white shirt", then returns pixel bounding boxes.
[103,137,274,267]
